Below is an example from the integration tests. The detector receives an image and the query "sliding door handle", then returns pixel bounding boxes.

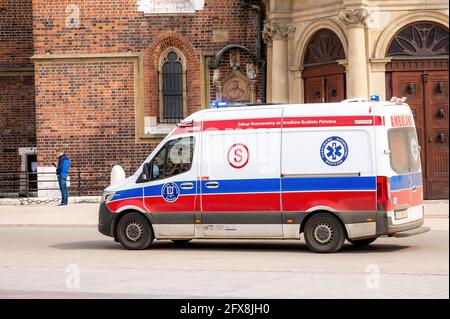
[205,181,220,189]
[180,182,194,190]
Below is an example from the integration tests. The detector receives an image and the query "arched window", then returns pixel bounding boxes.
[159,49,186,123]
[302,29,346,103]
[387,21,449,58]
[304,29,346,66]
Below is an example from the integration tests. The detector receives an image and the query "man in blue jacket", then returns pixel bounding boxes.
[56,150,71,206]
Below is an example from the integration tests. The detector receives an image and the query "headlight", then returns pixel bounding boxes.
[102,192,115,203]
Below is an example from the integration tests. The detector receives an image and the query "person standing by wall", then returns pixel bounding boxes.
[55,149,70,206]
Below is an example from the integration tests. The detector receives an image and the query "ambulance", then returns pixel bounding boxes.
[98,98,429,253]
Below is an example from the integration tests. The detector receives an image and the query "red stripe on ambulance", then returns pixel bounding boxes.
[283,191,377,212]
[201,116,383,131]
[107,198,147,213]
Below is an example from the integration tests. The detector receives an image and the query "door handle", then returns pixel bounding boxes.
[412,185,418,192]
[180,182,194,190]
[205,181,220,189]
[438,133,446,143]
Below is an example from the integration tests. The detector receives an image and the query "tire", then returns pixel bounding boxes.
[304,213,346,253]
[117,212,154,250]
[348,237,377,246]
[171,240,192,245]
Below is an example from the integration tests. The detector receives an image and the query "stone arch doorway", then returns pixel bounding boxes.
[385,21,449,199]
[302,29,346,103]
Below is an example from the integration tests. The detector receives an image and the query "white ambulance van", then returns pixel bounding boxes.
[98,100,429,253]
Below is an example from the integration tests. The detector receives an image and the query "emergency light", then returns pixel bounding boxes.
[209,101,249,108]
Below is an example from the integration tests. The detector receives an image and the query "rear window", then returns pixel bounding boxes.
[388,128,421,174]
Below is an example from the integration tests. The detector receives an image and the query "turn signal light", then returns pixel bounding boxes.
[377,176,392,211]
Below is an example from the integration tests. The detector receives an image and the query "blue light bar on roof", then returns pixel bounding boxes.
[369,95,380,102]
[209,101,248,108]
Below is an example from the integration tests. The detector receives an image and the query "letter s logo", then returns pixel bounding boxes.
[227,144,249,169]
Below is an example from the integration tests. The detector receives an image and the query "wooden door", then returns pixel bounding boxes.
[424,71,449,199]
[326,73,346,103]
[303,64,346,103]
[304,76,324,103]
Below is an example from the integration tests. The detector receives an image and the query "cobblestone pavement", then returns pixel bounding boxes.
[0,226,447,299]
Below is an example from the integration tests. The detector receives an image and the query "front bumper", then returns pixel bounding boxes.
[98,202,116,238]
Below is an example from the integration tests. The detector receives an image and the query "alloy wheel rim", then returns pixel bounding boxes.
[125,221,144,242]
[313,222,334,245]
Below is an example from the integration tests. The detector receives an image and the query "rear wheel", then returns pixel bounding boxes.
[117,212,154,250]
[304,213,345,253]
[348,237,377,246]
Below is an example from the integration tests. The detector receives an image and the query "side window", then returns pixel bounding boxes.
[388,128,421,174]
[388,129,409,174]
[150,137,195,181]
[151,146,167,180]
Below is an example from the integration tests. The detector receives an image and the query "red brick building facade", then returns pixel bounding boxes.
[1,0,265,196]
[0,0,35,174]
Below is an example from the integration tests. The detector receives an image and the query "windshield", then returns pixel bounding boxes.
[388,127,421,174]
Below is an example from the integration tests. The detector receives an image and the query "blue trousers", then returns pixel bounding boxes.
[58,176,68,205]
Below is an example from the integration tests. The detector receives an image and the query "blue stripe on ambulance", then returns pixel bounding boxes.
[282,176,376,192]
[112,176,378,202]
[201,178,280,194]
[111,187,142,202]
[143,182,198,197]
[390,172,423,191]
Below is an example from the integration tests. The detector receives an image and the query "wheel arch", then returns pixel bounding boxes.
[112,209,155,239]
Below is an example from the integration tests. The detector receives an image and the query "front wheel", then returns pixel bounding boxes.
[304,213,346,253]
[117,212,154,250]
[348,237,377,246]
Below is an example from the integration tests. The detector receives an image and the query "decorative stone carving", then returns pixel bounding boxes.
[215,70,256,103]
[212,69,221,82]
[246,63,258,80]
[230,50,241,70]
[339,8,370,27]
[263,22,296,41]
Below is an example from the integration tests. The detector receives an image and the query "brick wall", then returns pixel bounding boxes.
[32,0,264,195]
[0,0,35,187]
[0,0,34,70]
[0,77,36,172]
[35,62,157,195]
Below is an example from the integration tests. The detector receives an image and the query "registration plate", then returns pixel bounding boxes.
[395,210,409,220]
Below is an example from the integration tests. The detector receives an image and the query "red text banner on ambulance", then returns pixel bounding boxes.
[174,116,384,135]
[390,114,414,128]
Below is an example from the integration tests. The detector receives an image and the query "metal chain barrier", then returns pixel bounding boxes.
[2,169,115,204]
[19,197,62,205]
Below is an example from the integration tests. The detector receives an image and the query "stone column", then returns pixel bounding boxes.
[266,44,273,103]
[290,66,303,103]
[264,22,295,103]
[370,58,392,101]
[287,29,296,103]
[339,8,370,100]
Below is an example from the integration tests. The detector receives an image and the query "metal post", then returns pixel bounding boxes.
[78,169,81,197]
[25,171,29,197]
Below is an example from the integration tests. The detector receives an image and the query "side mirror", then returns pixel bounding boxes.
[142,163,150,182]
